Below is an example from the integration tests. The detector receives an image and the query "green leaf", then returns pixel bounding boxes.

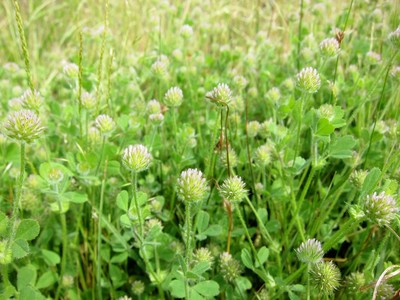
[117,190,129,212]
[196,210,210,233]
[192,261,211,276]
[0,211,8,237]
[256,246,269,267]
[137,191,148,206]
[316,118,335,136]
[193,280,220,297]
[110,252,128,264]
[109,264,127,288]
[169,279,186,298]
[257,208,268,224]
[41,249,60,266]
[241,248,253,269]
[329,135,357,159]
[20,286,46,300]
[106,160,121,176]
[235,276,252,291]
[36,271,57,289]
[202,224,222,236]
[15,219,40,241]
[12,239,30,259]
[361,168,382,197]
[62,192,88,204]
[17,265,37,290]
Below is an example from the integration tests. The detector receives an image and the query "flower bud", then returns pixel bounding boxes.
[219,176,247,203]
[296,238,324,264]
[310,261,341,295]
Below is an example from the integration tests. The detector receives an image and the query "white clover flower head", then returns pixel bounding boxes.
[366,51,381,64]
[219,252,242,282]
[81,91,97,111]
[388,27,400,48]
[180,24,193,39]
[266,87,281,103]
[3,109,44,143]
[147,99,162,114]
[247,121,260,138]
[296,67,321,94]
[95,114,115,135]
[177,168,208,203]
[131,280,145,296]
[310,261,341,295]
[164,86,183,107]
[21,89,43,111]
[296,238,324,264]
[319,38,340,57]
[149,113,164,125]
[206,83,233,106]
[219,176,247,203]
[63,62,79,78]
[151,60,168,77]
[122,144,152,173]
[255,144,272,166]
[233,75,248,89]
[364,192,399,226]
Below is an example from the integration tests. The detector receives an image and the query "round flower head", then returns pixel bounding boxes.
[151,60,168,78]
[122,144,152,173]
[193,247,214,266]
[180,24,193,39]
[131,280,145,296]
[21,89,43,111]
[363,192,399,226]
[310,261,341,295]
[296,67,321,94]
[81,92,97,111]
[233,75,248,89]
[219,176,247,203]
[266,87,281,103]
[177,168,208,203]
[63,62,79,78]
[206,83,233,106]
[388,27,400,48]
[319,38,340,57]
[219,252,242,282]
[255,144,272,167]
[147,99,162,114]
[345,272,365,295]
[296,238,324,264]
[247,121,260,138]
[3,109,44,143]
[95,114,115,135]
[164,86,183,107]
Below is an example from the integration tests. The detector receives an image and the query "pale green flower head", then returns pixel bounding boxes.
[95,114,115,135]
[219,176,247,203]
[3,109,44,143]
[296,67,321,94]
[310,261,341,295]
[296,238,324,264]
[177,168,208,203]
[164,86,183,107]
[206,83,233,106]
[122,144,152,173]
[364,192,399,226]
[319,38,340,57]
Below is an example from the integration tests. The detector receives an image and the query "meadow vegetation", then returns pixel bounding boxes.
[0,0,400,299]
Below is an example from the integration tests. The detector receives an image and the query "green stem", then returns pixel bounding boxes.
[296,0,305,71]
[95,136,106,176]
[224,106,231,177]
[55,184,68,300]
[323,217,364,252]
[185,203,192,299]
[131,171,143,239]
[244,197,273,244]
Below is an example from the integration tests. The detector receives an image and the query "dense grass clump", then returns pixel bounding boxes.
[0,0,400,299]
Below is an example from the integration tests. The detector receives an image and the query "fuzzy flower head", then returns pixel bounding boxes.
[122,144,152,173]
[233,75,248,89]
[247,121,261,138]
[81,92,97,111]
[131,280,145,296]
[3,109,44,143]
[389,27,400,49]
[206,83,233,106]
[296,238,324,264]
[177,168,208,203]
[95,114,115,135]
[219,176,247,203]
[164,87,183,107]
[310,261,341,295]
[363,192,399,226]
[21,89,43,111]
[180,24,193,39]
[319,38,340,57]
[219,252,242,282]
[147,99,162,114]
[151,60,168,77]
[63,62,79,78]
[255,144,272,167]
[345,272,365,295]
[296,67,321,94]
[193,247,214,266]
